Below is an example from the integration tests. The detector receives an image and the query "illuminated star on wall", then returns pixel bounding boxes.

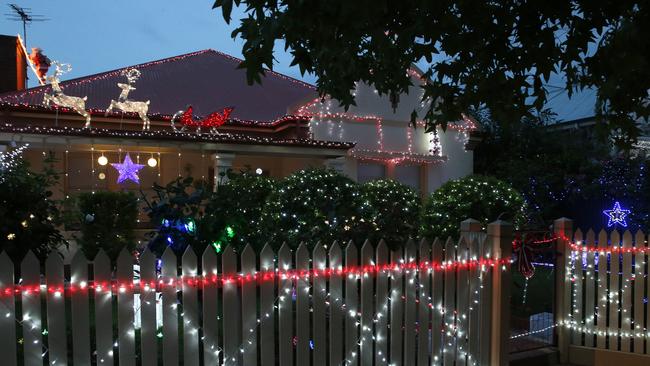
[603,201,631,227]
[111,153,145,184]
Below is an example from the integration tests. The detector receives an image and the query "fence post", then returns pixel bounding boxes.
[487,220,513,366]
[554,218,573,363]
[460,218,483,242]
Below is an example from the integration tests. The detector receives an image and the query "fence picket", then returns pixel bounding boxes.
[375,240,389,366]
[259,244,276,366]
[296,243,310,366]
[345,241,360,366]
[222,245,240,366]
[201,246,220,365]
[455,237,470,365]
[278,243,294,366]
[241,245,258,366]
[443,237,457,366]
[467,238,480,365]
[596,230,608,349]
[329,243,344,366]
[478,236,492,366]
[633,230,646,354]
[390,248,404,366]
[21,251,42,366]
[403,239,417,366]
[431,238,444,365]
[0,252,17,366]
[572,229,584,346]
[94,250,114,365]
[45,251,67,365]
[584,230,596,348]
[417,239,431,366]
[312,243,327,366]
[182,247,200,366]
[646,231,650,356]
[139,248,158,366]
[608,231,621,351]
[0,222,521,366]
[161,247,179,366]
[620,231,633,352]
[360,240,375,366]
[117,248,136,366]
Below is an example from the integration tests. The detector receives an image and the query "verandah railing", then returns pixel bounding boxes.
[0,220,513,366]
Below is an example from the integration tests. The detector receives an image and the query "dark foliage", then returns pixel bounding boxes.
[213,0,649,147]
[76,191,139,261]
[0,153,65,260]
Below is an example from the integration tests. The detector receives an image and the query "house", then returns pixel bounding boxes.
[0,36,476,203]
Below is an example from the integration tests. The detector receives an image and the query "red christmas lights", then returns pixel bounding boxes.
[568,241,650,255]
[0,256,511,298]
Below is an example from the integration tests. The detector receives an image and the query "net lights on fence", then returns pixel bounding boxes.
[0,256,513,297]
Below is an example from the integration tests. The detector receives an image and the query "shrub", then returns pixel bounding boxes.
[421,175,526,239]
[0,151,64,260]
[76,191,138,261]
[357,179,421,249]
[200,170,277,252]
[261,168,361,247]
[141,177,210,256]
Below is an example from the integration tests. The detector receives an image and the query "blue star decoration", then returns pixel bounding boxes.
[111,153,145,184]
[602,201,631,227]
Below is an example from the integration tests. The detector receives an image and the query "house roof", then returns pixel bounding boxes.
[0,49,317,122]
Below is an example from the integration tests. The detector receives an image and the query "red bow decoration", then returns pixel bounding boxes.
[179,106,233,128]
[512,232,557,279]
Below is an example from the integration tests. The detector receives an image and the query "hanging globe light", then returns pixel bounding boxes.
[147,156,158,168]
[97,154,108,166]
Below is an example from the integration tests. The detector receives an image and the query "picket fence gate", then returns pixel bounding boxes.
[0,220,512,366]
[555,219,650,364]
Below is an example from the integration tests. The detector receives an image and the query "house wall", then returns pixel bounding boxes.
[303,76,474,194]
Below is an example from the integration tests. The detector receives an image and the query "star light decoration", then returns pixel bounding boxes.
[111,153,145,184]
[602,201,631,227]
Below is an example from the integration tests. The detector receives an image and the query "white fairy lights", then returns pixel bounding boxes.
[105,69,152,130]
[43,62,92,128]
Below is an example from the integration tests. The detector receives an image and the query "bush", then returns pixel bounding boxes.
[357,179,421,249]
[421,175,526,239]
[141,177,210,256]
[200,170,277,252]
[0,152,64,260]
[76,191,139,261]
[261,168,361,247]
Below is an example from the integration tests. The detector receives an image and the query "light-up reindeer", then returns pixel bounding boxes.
[43,62,92,128]
[105,69,151,130]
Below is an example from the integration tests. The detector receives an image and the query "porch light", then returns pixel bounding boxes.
[97,155,108,166]
[147,156,158,168]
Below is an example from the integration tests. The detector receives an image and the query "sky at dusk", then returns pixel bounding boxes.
[0,1,595,120]
[0,0,317,87]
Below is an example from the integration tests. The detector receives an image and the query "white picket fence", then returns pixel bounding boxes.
[558,225,650,356]
[0,220,513,366]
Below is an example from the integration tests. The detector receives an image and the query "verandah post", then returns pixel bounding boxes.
[554,218,573,364]
[487,220,513,366]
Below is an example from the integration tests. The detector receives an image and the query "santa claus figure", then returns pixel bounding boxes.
[28,48,51,81]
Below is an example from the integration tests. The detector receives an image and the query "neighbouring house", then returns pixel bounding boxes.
[0,36,477,206]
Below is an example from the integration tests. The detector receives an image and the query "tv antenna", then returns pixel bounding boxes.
[5,4,49,87]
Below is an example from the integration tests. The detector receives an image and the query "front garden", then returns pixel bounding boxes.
[0,150,526,261]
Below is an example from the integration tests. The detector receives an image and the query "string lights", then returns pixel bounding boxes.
[0,256,512,297]
[0,123,353,150]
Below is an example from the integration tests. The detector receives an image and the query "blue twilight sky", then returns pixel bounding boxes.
[0,0,317,86]
[0,0,595,121]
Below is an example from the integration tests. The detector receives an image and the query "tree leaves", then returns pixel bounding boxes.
[213,0,649,147]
